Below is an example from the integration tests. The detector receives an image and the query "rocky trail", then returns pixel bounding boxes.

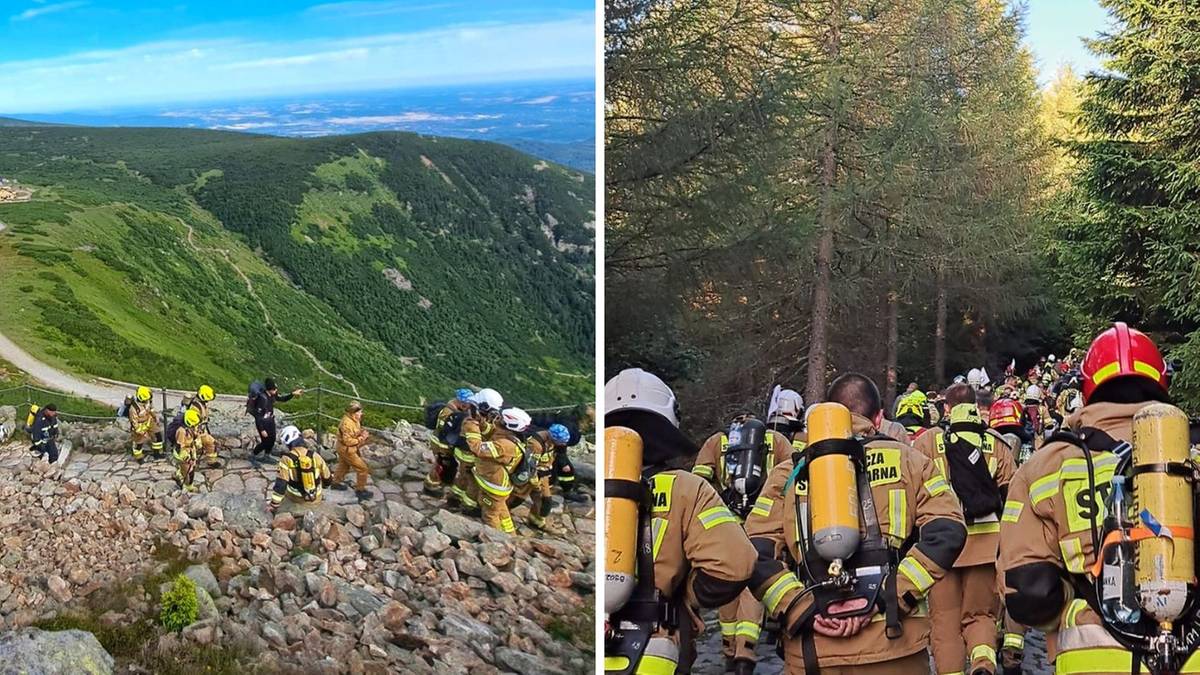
[0,406,596,674]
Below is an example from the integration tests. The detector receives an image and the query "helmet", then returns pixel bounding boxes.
[771,389,804,419]
[967,368,986,389]
[896,391,927,417]
[279,425,302,446]
[548,423,571,445]
[198,385,215,402]
[136,386,152,402]
[989,399,1022,429]
[183,409,201,428]
[1048,354,1057,362]
[605,368,679,427]
[455,388,473,403]
[953,375,967,384]
[1081,322,1167,402]
[1025,384,1042,401]
[500,407,531,433]
[471,388,503,412]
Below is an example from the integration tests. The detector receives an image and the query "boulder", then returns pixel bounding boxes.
[183,564,221,598]
[0,628,114,674]
[433,509,484,542]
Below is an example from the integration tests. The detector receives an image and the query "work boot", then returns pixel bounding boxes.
[249,454,262,467]
[562,488,588,504]
[331,482,349,491]
[422,477,444,497]
[464,505,482,518]
[208,459,222,469]
[355,489,373,501]
[732,660,755,675]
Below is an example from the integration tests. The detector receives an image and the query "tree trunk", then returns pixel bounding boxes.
[884,287,899,410]
[934,267,947,385]
[804,4,842,405]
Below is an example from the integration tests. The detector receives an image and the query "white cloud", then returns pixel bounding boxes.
[326,112,502,125]
[12,0,87,22]
[519,95,558,105]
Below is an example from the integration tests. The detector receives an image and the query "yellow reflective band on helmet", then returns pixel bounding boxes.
[719,621,737,637]
[762,573,804,615]
[1002,500,1023,523]
[971,644,997,666]
[1003,633,1025,650]
[633,654,677,675]
[1060,537,1085,574]
[967,521,1000,535]
[651,517,668,561]
[1090,361,1122,386]
[697,505,737,529]
[734,622,760,641]
[924,475,950,497]
[898,557,935,595]
[692,464,715,479]
[751,496,774,519]
[888,489,907,540]
[1030,473,1060,505]
[1133,360,1162,382]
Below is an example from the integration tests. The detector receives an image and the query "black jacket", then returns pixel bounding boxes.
[31,410,59,446]
[252,391,293,424]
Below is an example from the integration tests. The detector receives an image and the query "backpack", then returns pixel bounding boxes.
[246,381,265,415]
[165,409,186,448]
[424,402,447,430]
[510,437,539,487]
[287,449,319,501]
[117,396,132,419]
[942,424,1004,520]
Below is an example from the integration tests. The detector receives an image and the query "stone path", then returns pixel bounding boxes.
[691,611,1052,674]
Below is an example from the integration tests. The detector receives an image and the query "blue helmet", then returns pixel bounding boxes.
[548,424,570,445]
[455,388,473,402]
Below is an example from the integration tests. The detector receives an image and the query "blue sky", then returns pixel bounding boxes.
[1022,0,1111,86]
[0,1,595,113]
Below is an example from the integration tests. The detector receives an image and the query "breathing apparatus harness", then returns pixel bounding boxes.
[603,470,680,675]
[1049,426,1200,675]
[719,417,772,519]
[783,433,909,673]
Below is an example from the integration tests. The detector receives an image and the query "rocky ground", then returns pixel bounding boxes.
[690,612,1053,674]
[0,405,596,674]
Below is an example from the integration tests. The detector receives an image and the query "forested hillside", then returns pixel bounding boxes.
[0,125,595,405]
[606,0,1060,429]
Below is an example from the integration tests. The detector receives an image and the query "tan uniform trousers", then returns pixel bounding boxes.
[815,650,931,674]
[930,563,1000,675]
[718,588,763,664]
[333,445,370,491]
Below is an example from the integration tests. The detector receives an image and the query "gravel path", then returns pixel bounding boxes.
[0,331,142,407]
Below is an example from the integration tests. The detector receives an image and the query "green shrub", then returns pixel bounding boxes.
[158,575,199,632]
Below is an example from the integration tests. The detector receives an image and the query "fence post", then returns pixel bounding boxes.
[161,387,169,449]
[316,379,323,448]
[24,384,31,405]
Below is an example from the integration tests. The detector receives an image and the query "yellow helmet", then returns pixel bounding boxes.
[896,391,927,417]
[198,385,215,402]
[184,409,201,428]
[136,386,152,402]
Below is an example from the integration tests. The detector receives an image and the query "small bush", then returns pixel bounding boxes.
[158,575,198,632]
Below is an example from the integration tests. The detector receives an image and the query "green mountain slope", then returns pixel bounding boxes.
[0,125,595,405]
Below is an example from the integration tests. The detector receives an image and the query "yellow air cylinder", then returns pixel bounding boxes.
[1132,403,1194,623]
[807,402,860,562]
[605,426,643,615]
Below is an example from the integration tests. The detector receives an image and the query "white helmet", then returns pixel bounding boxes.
[1048,354,1057,362]
[605,368,679,428]
[1025,384,1042,400]
[771,389,804,419]
[500,407,532,432]
[280,425,302,446]
[471,388,503,412]
[967,368,986,388]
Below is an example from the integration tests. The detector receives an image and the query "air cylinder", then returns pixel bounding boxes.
[807,402,860,562]
[604,426,643,614]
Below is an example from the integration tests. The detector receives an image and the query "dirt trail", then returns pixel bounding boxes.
[178,217,362,398]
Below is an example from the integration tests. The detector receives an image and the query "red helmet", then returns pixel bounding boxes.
[989,398,1022,429]
[1080,322,1167,402]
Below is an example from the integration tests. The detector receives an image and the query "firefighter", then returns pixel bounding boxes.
[911,383,1016,675]
[29,403,61,464]
[469,407,531,534]
[744,372,967,674]
[268,425,332,511]
[510,423,571,530]
[173,408,203,492]
[448,388,503,514]
[423,388,473,495]
[767,388,805,441]
[126,386,163,463]
[998,323,1200,673]
[183,384,220,468]
[604,368,756,675]
[331,401,372,500]
[691,413,793,673]
[895,390,931,436]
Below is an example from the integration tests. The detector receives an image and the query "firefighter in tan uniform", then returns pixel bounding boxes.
[692,416,793,674]
[184,385,220,468]
[470,407,531,534]
[173,409,203,492]
[331,401,372,500]
[999,323,1200,674]
[126,386,163,462]
[744,373,967,674]
[510,423,570,530]
[911,383,1016,675]
[604,368,757,675]
[269,425,332,510]
[448,388,503,513]
[424,388,473,495]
